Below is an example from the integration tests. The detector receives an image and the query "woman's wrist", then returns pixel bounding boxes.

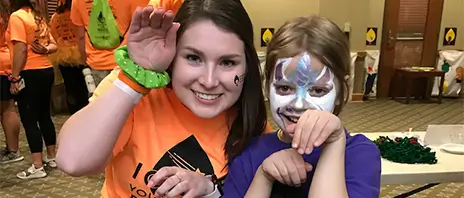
[115,46,170,89]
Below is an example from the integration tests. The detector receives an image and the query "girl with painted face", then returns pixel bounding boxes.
[56,0,269,197]
[223,16,381,198]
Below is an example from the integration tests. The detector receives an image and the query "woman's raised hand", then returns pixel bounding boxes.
[127,6,180,71]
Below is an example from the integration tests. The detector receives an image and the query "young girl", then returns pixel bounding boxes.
[223,16,381,198]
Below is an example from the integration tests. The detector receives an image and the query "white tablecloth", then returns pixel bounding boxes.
[356,132,464,185]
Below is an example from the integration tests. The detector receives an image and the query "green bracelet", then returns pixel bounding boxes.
[114,46,170,89]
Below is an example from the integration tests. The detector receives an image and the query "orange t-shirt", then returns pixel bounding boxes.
[49,10,83,66]
[5,8,52,70]
[0,27,10,75]
[70,0,149,70]
[91,67,271,197]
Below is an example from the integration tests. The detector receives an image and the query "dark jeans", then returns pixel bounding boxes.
[59,65,89,114]
[16,67,56,153]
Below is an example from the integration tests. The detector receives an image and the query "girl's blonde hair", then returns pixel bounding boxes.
[264,15,350,115]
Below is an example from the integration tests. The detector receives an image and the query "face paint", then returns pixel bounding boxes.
[269,52,337,133]
[234,73,245,86]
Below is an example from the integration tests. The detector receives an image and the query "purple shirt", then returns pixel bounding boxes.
[222,131,381,198]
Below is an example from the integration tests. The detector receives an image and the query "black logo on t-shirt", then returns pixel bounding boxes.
[129,135,216,197]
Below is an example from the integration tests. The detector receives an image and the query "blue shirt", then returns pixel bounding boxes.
[223,131,381,198]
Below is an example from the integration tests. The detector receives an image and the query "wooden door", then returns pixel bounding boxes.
[377,0,444,98]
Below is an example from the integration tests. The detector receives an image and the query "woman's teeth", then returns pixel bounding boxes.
[195,92,221,100]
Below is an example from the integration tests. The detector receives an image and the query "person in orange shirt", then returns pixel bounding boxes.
[0,0,23,165]
[70,0,150,87]
[6,0,58,180]
[49,0,89,114]
[57,1,269,197]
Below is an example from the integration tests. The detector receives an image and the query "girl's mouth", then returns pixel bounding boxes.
[282,114,299,123]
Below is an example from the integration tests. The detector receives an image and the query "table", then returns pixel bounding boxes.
[391,68,445,104]
[358,132,464,197]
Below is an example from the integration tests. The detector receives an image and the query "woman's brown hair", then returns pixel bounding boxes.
[264,16,350,115]
[173,0,268,162]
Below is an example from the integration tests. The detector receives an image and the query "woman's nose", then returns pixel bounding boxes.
[198,67,219,89]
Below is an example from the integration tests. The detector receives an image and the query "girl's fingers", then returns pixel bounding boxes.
[292,115,308,149]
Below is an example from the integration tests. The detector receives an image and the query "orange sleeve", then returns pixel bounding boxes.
[70,0,83,26]
[264,122,274,133]
[8,14,27,43]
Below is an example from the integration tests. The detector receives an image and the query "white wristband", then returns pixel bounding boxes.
[201,184,221,198]
[113,79,143,104]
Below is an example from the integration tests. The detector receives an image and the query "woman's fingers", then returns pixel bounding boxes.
[160,10,175,31]
[149,8,165,29]
[165,180,189,198]
[165,22,180,48]
[155,174,182,196]
[129,6,143,33]
[141,5,154,27]
[147,167,178,188]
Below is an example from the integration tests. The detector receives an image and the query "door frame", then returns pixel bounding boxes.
[377,0,444,98]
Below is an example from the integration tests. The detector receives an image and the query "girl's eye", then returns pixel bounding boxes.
[221,60,236,67]
[186,54,201,64]
[309,87,329,97]
[275,85,295,95]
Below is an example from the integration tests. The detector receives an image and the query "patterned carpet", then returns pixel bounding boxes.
[0,98,463,197]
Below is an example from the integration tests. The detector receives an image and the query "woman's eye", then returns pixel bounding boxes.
[186,54,201,64]
[221,60,236,67]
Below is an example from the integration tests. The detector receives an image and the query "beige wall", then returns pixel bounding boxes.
[319,0,385,51]
[439,0,464,50]
[242,0,320,52]
[244,0,463,52]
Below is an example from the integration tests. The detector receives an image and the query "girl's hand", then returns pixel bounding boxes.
[10,82,20,94]
[288,110,345,155]
[259,148,313,187]
[127,6,180,71]
[147,166,215,198]
[31,41,49,54]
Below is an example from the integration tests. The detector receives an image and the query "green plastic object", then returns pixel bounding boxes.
[373,136,437,165]
[87,0,122,49]
[442,60,451,73]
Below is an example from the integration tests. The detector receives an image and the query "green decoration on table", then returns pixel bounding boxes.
[373,136,438,164]
[115,46,170,89]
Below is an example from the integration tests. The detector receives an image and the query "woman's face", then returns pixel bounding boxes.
[171,20,247,119]
[269,53,338,136]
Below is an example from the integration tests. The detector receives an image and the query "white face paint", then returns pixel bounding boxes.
[269,52,337,134]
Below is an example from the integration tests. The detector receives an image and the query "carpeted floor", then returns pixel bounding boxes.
[0,98,463,197]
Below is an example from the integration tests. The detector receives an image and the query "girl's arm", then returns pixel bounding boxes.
[11,41,27,77]
[46,32,58,54]
[56,70,139,176]
[244,166,273,198]
[308,135,348,198]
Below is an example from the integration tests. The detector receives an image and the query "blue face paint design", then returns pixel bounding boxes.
[275,53,320,106]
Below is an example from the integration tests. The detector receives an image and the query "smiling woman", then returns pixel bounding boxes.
[56,0,269,197]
